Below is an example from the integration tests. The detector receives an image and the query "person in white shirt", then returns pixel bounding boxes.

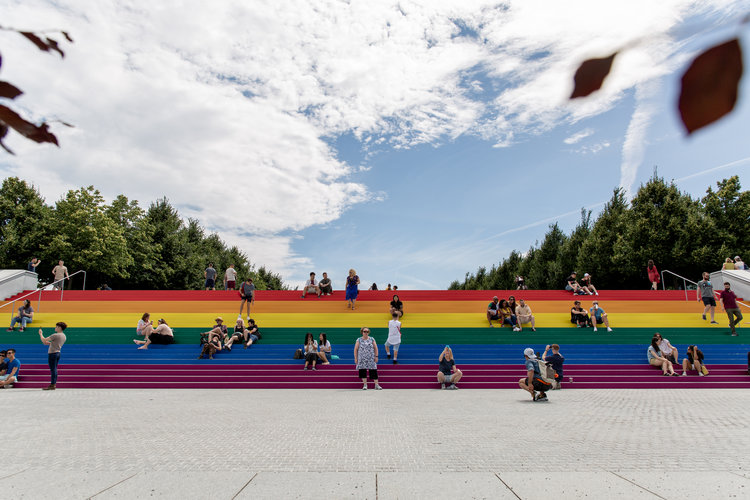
[384,312,402,365]
[224,264,238,290]
[301,272,321,298]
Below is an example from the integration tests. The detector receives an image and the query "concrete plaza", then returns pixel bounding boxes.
[4,388,750,499]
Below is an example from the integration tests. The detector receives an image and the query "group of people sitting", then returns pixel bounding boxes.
[722,256,748,270]
[300,332,333,370]
[133,313,175,349]
[570,300,613,332]
[565,271,599,295]
[198,317,261,359]
[648,333,708,376]
[486,296,536,331]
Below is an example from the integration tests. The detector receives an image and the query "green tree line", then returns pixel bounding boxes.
[0,177,285,290]
[450,175,749,290]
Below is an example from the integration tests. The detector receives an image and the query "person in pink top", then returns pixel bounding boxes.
[718,282,743,337]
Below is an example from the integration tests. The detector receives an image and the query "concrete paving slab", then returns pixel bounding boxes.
[500,471,658,499]
[0,470,132,500]
[235,472,375,499]
[377,472,517,499]
[93,471,254,499]
[613,471,750,500]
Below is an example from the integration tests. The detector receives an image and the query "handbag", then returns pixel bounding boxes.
[293,348,303,359]
[701,365,709,375]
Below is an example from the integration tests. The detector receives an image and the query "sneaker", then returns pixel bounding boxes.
[595,292,599,296]
[536,393,548,401]
[5,328,13,332]
[447,384,458,390]
[312,367,316,371]
[300,295,305,299]
[237,315,242,321]
[441,383,446,390]
[593,327,598,332]
[303,366,308,370]
[699,372,705,377]
[374,384,383,390]
[681,372,687,376]
[731,332,738,337]
[607,327,613,332]
[671,372,680,376]
[386,353,391,359]
[362,384,367,390]
[532,391,538,401]
[710,321,718,324]
[702,314,706,320]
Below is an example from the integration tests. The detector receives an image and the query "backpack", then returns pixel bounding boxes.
[536,359,559,389]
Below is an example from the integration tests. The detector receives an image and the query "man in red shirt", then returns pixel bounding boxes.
[718,282,743,337]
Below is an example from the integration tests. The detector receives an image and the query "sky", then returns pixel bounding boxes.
[1,0,749,290]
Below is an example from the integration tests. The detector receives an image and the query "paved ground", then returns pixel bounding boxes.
[4,388,750,499]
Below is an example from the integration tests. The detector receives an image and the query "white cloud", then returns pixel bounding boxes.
[564,128,595,145]
[0,0,745,285]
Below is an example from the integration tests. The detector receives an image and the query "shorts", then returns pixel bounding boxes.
[384,341,400,352]
[594,316,604,324]
[149,333,175,345]
[247,334,259,343]
[702,297,716,306]
[304,286,318,293]
[565,285,574,291]
[205,278,215,288]
[240,294,253,302]
[441,372,454,383]
[0,374,15,382]
[489,311,500,319]
[532,378,551,392]
[358,368,378,380]
[226,280,236,290]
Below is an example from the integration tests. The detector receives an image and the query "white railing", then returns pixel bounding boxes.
[1,269,87,320]
[660,269,698,301]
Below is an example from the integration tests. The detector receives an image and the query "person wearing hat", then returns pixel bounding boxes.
[589,301,613,332]
[487,296,501,327]
[519,347,551,401]
[133,318,174,349]
[437,345,462,389]
[580,273,598,296]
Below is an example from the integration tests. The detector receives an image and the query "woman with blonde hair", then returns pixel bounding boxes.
[437,345,463,390]
[722,257,735,270]
[345,268,360,310]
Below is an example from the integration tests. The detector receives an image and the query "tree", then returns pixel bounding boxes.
[0,177,51,268]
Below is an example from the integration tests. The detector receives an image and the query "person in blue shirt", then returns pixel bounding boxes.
[589,301,613,332]
[0,349,20,388]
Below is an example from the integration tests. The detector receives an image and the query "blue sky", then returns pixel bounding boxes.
[1,1,749,289]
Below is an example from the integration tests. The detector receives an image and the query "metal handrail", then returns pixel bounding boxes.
[2,269,87,319]
[660,269,698,301]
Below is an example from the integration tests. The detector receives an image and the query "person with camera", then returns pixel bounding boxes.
[542,344,564,384]
[39,322,67,390]
[589,301,613,332]
[518,348,551,401]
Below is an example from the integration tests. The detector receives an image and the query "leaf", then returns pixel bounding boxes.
[0,81,23,99]
[0,104,59,146]
[62,31,74,42]
[19,31,65,57]
[678,38,743,134]
[0,122,13,154]
[570,53,617,99]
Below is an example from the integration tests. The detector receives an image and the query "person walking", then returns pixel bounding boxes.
[647,260,660,290]
[697,272,719,324]
[39,322,67,390]
[718,282,743,336]
[354,327,382,390]
[51,260,69,290]
[384,312,402,365]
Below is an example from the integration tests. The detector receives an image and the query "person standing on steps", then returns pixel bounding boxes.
[697,272,719,324]
[39,322,67,390]
[27,257,41,273]
[224,264,237,290]
[647,260,660,290]
[384,312,402,365]
[204,263,217,290]
[51,260,69,290]
[718,282,743,337]
[239,277,255,322]
[345,269,360,310]
[354,327,382,390]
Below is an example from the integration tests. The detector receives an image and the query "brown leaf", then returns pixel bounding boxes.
[0,81,23,99]
[0,123,14,154]
[45,37,65,58]
[0,105,59,146]
[678,38,743,134]
[570,53,617,98]
[19,31,65,57]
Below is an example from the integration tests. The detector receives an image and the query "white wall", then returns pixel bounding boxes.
[0,270,39,301]
[709,270,750,302]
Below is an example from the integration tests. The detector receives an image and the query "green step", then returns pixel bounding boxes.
[2,327,744,345]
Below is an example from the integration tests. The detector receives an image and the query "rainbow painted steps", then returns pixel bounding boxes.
[3,289,747,389]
